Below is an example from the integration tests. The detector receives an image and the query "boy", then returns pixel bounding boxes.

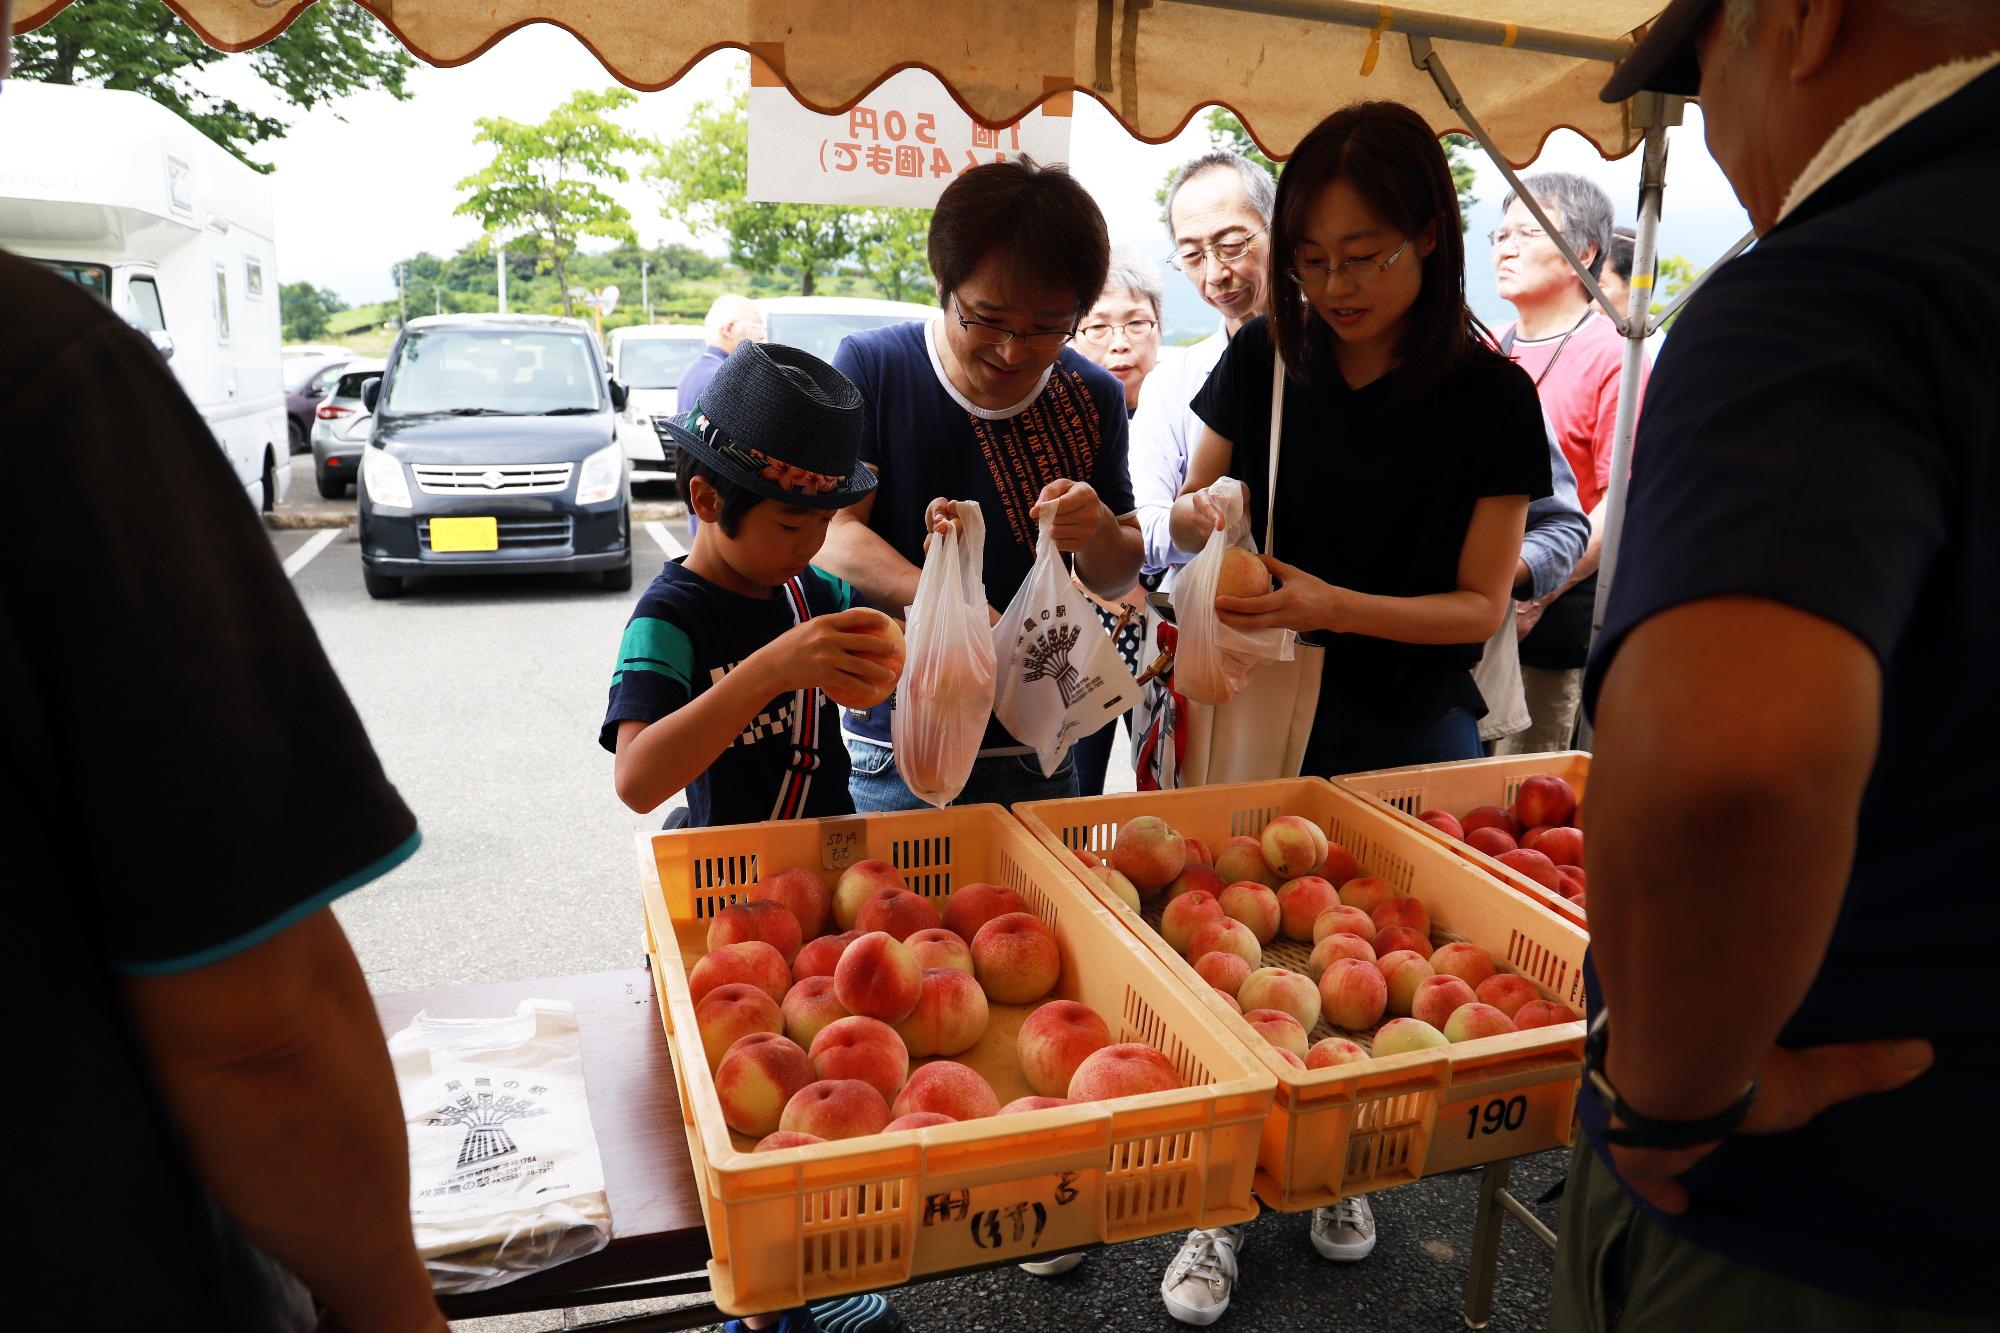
[602,341,898,824]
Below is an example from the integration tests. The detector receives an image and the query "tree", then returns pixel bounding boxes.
[1442,134,1479,229]
[650,90,858,297]
[455,88,657,318]
[1650,253,1702,331]
[11,0,413,170]
[852,209,934,304]
[279,282,343,342]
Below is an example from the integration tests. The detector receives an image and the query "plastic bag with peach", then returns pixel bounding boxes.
[893,500,996,806]
[1168,476,1295,704]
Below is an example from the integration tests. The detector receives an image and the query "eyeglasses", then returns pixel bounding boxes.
[1169,228,1265,274]
[1078,318,1159,346]
[1285,238,1413,289]
[1487,224,1548,249]
[949,294,1075,351]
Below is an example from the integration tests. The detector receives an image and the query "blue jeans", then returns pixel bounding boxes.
[1303,706,1483,779]
[846,739,1080,811]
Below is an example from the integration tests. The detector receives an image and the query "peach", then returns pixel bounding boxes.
[1238,967,1320,1031]
[1181,837,1214,866]
[1461,805,1522,839]
[707,899,804,966]
[1466,827,1519,857]
[1371,897,1431,937]
[808,1015,909,1103]
[1218,881,1282,945]
[832,859,906,931]
[1275,1048,1306,1069]
[1188,917,1261,969]
[696,983,784,1069]
[716,1032,814,1137]
[1411,974,1478,1029]
[1072,848,1102,868]
[894,967,989,1058]
[1375,948,1427,981]
[1571,895,1587,910]
[1475,973,1540,1018]
[1443,1003,1517,1043]
[1212,991,1243,1014]
[1018,999,1113,1099]
[1217,545,1273,600]
[1307,1037,1369,1069]
[1430,942,1497,989]
[1557,867,1588,898]
[756,1130,825,1151]
[1372,924,1432,959]
[998,1096,1072,1114]
[1513,1000,1579,1029]
[1520,824,1557,847]
[1527,826,1584,868]
[1243,1008,1310,1059]
[1161,862,1226,905]
[1194,950,1252,997]
[1312,903,1377,945]
[1260,815,1328,880]
[1383,956,1436,1015]
[1277,875,1341,942]
[941,882,1028,943]
[1318,957,1389,1030]
[971,912,1061,1005]
[1111,815,1187,895]
[1214,836,1280,890]
[1160,889,1225,956]
[884,1111,956,1132]
[749,866,831,940]
[832,931,923,1023]
[1069,1043,1184,1100]
[906,928,974,974]
[780,1078,891,1140]
[892,1060,998,1121]
[782,975,850,1049]
[1320,842,1362,887]
[1308,932,1378,979]
[1512,774,1578,829]
[855,888,942,942]
[690,940,792,1007]
[1372,1017,1449,1057]
[1093,864,1142,911]
[793,930,862,983]
[1496,848,1565,892]
[1338,876,1397,917]
[822,611,905,710]
[1417,810,1465,841]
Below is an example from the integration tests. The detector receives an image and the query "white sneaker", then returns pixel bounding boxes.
[1310,1196,1377,1261]
[1017,1252,1085,1276]
[1160,1225,1244,1326]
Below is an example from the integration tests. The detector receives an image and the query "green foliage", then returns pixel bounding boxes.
[10,0,412,170]
[1442,134,1478,231]
[1650,253,1702,330]
[455,88,659,318]
[278,281,344,342]
[851,209,935,304]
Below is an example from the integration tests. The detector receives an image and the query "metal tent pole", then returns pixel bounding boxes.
[1167,0,1632,63]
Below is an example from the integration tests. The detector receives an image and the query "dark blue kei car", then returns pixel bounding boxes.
[357,314,632,599]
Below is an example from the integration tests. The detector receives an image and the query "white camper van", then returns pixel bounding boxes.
[0,83,289,512]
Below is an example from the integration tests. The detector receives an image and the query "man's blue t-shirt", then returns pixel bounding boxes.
[675,343,728,417]
[600,561,859,827]
[1580,66,1999,1314]
[833,320,1136,752]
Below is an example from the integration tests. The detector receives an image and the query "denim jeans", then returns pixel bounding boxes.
[846,739,1080,812]
[1303,706,1484,780]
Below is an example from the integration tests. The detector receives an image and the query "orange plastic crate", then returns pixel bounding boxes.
[1336,752,1591,928]
[637,804,1273,1314]
[1016,779,1589,1213]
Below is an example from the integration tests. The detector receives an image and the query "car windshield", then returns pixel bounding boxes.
[33,258,111,303]
[384,328,602,415]
[617,339,704,389]
[764,312,921,362]
[285,359,342,393]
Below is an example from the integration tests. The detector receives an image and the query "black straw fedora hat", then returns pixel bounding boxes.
[654,341,875,509]
[1601,0,1719,103]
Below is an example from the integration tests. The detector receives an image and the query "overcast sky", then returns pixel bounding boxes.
[193,22,1752,333]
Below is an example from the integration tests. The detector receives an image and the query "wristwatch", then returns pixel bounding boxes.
[1585,1009,1758,1150]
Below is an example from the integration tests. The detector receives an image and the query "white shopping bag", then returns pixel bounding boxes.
[392,999,610,1294]
[893,500,996,807]
[992,510,1143,775]
[1168,476,1295,705]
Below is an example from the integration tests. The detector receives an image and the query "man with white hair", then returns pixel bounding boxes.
[678,292,765,420]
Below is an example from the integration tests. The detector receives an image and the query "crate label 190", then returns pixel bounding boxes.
[1426,1092,1556,1173]
[920,1171,1091,1256]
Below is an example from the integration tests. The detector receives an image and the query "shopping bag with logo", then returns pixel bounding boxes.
[992,509,1143,776]
[1168,475,1295,705]
[392,999,610,1294]
[893,500,996,806]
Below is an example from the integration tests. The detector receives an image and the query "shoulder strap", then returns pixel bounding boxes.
[1500,327,1517,357]
[1265,348,1284,556]
[769,576,820,820]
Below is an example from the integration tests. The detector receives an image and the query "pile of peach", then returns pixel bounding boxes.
[690,859,1182,1150]
[1094,813,1576,1066]
[1417,774,1586,907]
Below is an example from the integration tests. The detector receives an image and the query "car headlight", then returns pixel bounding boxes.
[362,447,412,509]
[575,441,625,506]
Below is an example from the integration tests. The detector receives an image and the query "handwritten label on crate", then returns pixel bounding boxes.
[919,1170,1092,1258]
[1424,1088,1573,1175]
[820,820,868,872]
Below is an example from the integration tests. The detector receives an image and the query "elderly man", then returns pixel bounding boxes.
[678,292,765,418]
[1557,2,1995,1329]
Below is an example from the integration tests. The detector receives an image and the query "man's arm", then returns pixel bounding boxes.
[1129,361,1192,572]
[816,487,923,615]
[124,911,445,1333]
[1516,428,1588,600]
[1072,509,1144,600]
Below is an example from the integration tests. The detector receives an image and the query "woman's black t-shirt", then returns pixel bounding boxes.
[1191,317,1550,725]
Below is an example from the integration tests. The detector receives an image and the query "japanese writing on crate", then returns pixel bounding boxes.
[822,824,864,870]
[921,1171,1081,1252]
[820,105,1027,180]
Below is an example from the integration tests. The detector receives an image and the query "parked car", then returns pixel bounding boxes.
[357,314,631,599]
[284,343,352,363]
[309,356,384,498]
[285,354,350,454]
[757,295,939,362]
[606,323,706,484]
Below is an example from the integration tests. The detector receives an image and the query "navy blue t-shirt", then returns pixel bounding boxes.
[601,561,860,826]
[833,320,1135,750]
[1580,67,1999,1314]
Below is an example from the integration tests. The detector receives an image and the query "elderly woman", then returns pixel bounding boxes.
[1076,251,1166,415]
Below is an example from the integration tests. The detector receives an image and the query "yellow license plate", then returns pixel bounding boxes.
[430,516,499,552]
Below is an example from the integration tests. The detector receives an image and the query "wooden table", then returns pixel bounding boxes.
[377,968,719,1327]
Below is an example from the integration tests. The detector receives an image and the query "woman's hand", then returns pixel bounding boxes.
[1168,486,1226,555]
[1215,554,1348,635]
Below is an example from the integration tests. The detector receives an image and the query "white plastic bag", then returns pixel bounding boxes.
[993,510,1143,775]
[392,999,610,1294]
[1169,476,1295,705]
[893,500,996,806]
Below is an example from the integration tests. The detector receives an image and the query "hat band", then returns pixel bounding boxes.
[693,412,846,496]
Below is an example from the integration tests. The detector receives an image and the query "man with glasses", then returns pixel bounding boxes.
[821,156,1143,811]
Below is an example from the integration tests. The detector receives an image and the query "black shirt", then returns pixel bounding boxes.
[1580,66,2000,1313]
[1192,317,1551,725]
[0,253,420,1326]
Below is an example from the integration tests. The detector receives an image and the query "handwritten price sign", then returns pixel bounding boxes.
[748,59,1073,208]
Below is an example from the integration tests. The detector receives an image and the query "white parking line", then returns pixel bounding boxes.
[645,521,686,558]
[283,528,340,580]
